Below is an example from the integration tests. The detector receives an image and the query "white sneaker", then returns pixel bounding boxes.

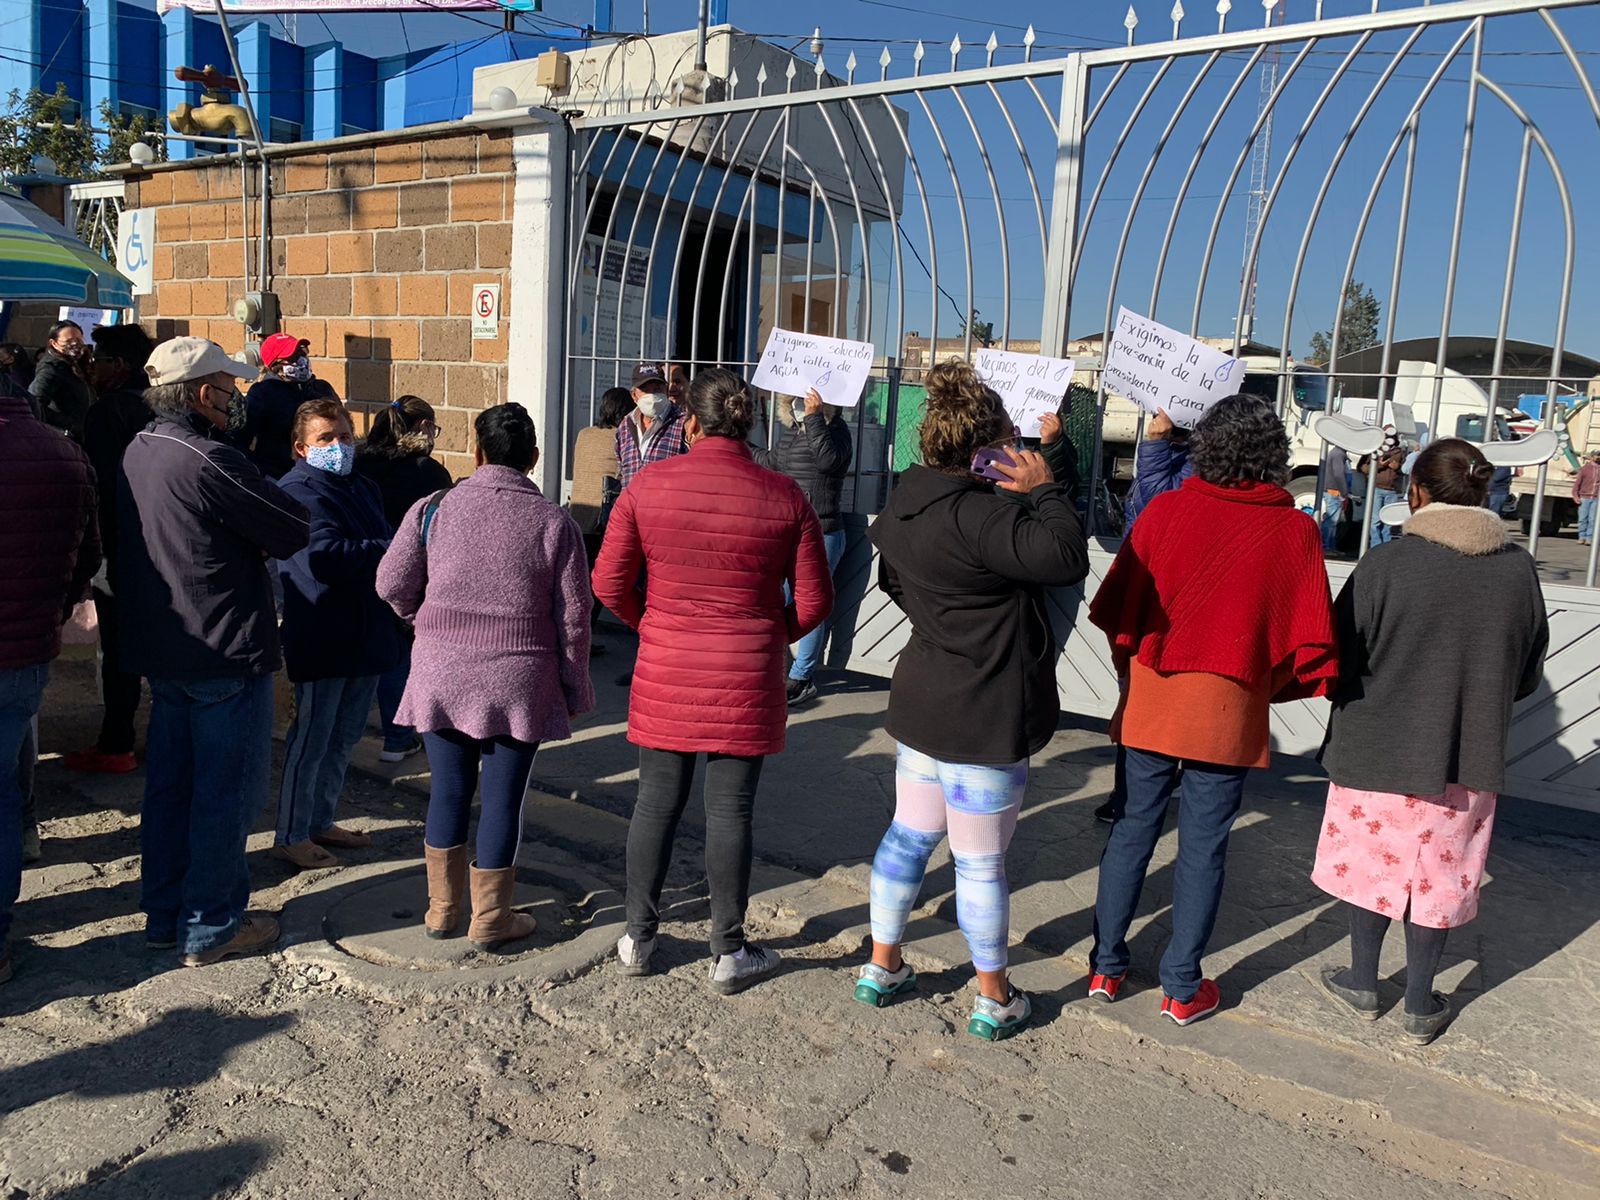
[708,942,781,995]
[379,738,422,764]
[616,932,656,976]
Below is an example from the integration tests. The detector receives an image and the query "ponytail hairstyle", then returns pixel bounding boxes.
[363,394,438,460]
[686,367,756,440]
[1410,437,1493,508]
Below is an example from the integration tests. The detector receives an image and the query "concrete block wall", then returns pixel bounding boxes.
[124,129,517,477]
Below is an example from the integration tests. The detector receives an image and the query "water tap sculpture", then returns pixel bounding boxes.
[168,65,252,139]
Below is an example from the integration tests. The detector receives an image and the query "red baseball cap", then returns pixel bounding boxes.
[260,332,311,369]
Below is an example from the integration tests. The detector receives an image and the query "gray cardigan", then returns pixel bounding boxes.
[1319,504,1548,795]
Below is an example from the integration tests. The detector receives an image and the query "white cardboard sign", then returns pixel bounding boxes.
[1102,307,1241,428]
[58,307,120,341]
[750,327,875,409]
[974,348,1076,438]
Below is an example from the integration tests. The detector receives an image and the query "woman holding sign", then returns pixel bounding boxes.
[857,361,1088,1041]
[1087,394,1338,1026]
[753,388,853,707]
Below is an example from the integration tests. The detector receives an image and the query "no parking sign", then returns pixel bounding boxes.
[471,283,501,340]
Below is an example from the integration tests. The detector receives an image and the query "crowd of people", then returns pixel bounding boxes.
[0,321,1549,1048]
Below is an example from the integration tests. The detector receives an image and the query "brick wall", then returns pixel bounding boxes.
[124,130,517,477]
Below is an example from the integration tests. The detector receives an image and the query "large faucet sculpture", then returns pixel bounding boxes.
[168,65,253,140]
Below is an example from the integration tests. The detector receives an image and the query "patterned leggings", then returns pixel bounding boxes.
[868,743,1028,971]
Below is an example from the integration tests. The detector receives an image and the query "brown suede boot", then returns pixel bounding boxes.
[424,844,468,939]
[466,864,538,951]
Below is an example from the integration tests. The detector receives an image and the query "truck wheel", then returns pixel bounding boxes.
[1287,475,1320,518]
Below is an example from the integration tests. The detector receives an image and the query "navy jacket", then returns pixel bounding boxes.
[1124,436,1194,528]
[81,386,153,587]
[119,411,310,680]
[277,459,402,683]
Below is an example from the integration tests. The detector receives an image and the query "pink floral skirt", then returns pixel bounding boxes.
[1311,782,1497,929]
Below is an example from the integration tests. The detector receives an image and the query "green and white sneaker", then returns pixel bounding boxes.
[853,961,917,1008]
[967,987,1033,1041]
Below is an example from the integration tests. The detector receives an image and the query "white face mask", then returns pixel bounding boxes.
[637,392,667,419]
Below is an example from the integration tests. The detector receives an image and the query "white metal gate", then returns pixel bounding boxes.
[561,0,1600,808]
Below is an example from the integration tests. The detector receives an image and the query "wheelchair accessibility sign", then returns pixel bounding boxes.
[116,208,156,296]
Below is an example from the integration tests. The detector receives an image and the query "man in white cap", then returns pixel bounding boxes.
[118,336,311,966]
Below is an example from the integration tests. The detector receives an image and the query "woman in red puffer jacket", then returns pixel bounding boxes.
[593,366,833,995]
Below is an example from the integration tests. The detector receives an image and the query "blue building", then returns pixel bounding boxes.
[1,1,722,160]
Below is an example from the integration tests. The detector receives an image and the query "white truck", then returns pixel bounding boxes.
[1095,356,1519,517]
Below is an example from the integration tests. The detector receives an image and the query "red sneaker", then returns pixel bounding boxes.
[63,750,138,775]
[1160,978,1221,1026]
[1088,971,1126,1002]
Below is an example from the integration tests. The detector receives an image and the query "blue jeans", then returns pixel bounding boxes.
[0,665,49,948]
[1320,491,1343,551]
[142,674,274,955]
[375,636,415,751]
[1371,488,1402,545]
[1579,497,1597,542]
[422,730,540,870]
[1091,747,1247,1001]
[277,675,380,846]
[789,529,847,682]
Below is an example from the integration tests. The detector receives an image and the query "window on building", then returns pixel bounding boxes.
[341,123,371,138]
[118,101,158,124]
[268,118,303,144]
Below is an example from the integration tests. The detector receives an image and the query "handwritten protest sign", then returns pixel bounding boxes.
[1102,307,1240,429]
[750,328,875,409]
[974,348,1076,438]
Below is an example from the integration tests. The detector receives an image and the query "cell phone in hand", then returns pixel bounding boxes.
[970,446,1017,482]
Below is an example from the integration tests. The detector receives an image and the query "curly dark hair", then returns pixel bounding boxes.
[920,359,1012,474]
[1189,393,1291,487]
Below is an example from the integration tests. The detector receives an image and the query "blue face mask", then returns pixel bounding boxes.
[305,442,355,476]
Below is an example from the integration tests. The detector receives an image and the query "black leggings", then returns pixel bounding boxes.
[93,588,143,754]
[1342,901,1449,1016]
[625,748,765,956]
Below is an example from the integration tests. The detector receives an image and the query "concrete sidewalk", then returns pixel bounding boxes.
[359,625,1600,1130]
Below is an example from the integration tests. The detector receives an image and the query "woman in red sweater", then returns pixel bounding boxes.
[1087,393,1338,1025]
[592,367,833,995]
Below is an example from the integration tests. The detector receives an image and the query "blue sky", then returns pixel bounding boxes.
[88,3,1600,366]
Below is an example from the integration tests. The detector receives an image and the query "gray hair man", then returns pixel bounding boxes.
[118,336,311,967]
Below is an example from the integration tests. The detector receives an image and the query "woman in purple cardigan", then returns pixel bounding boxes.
[377,404,595,951]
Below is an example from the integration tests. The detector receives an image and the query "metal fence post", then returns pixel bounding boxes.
[1039,53,1088,361]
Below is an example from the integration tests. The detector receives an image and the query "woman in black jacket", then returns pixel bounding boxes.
[854,360,1088,1040]
[355,395,452,761]
[1313,439,1547,1045]
[754,388,853,706]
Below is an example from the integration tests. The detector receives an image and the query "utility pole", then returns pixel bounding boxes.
[1241,0,1284,344]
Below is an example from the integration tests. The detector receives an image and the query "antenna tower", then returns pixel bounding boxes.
[1241,1,1285,343]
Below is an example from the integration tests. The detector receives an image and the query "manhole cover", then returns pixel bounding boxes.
[322,865,602,972]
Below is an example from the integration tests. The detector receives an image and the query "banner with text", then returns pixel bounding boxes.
[974,348,1075,439]
[158,1,536,12]
[1102,307,1241,429]
[751,328,875,409]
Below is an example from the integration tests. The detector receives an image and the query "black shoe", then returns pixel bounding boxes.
[1094,799,1123,824]
[786,677,818,706]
